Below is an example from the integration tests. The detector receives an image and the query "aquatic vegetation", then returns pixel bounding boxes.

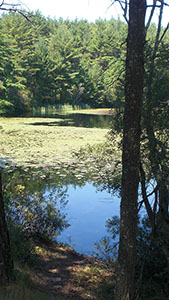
[0,118,108,168]
[1,117,122,200]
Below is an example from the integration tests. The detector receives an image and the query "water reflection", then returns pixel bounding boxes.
[58,183,120,255]
[2,167,120,254]
[2,168,69,241]
[29,112,112,129]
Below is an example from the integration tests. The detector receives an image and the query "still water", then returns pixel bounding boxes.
[58,183,120,255]
[30,110,113,129]
[3,166,120,255]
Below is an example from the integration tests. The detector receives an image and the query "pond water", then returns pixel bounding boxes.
[1,112,153,256]
[29,110,113,129]
[2,166,120,256]
[2,110,121,255]
[58,183,120,255]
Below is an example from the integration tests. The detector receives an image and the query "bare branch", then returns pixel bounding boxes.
[3,3,20,6]
[153,0,164,57]
[156,0,169,6]
[112,68,125,85]
[159,22,169,43]
[117,0,129,23]
[146,0,169,31]
[109,0,129,23]
[0,2,33,23]
[147,4,161,7]
[0,1,20,11]
[146,0,157,31]
[0,0,5,8]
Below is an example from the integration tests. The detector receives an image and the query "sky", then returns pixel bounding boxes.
[2,0,169,26]
[23,0,169,26]
[21,0,120,22]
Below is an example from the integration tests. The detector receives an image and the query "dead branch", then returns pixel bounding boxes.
[0,2,33,23]
[159,22,169,43]
[146,0,157,31]
[110,0,129,23]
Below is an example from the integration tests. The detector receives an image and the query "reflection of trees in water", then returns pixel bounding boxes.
[30,111,112,129]
[2,168,69,241]
[2,156,121,241]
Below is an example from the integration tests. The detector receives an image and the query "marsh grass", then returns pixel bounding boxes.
[33,104,91,116]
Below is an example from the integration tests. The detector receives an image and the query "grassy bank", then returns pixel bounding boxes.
[0,117,108,168]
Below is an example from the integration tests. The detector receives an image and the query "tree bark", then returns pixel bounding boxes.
[115,1,146,299]
[0,172,13,284]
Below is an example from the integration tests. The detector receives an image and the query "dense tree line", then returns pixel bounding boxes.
[0,12,127,115]
[0,12,168,117]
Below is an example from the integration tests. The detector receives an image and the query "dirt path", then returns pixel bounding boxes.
[27,242,115,300]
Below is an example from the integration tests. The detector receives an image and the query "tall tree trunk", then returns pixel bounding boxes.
[0,172,13,284]
[115,1,146,299]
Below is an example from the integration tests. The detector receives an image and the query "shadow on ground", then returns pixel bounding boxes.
[27,242,115,300]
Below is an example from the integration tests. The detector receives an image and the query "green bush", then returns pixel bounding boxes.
[4,177,69,242]
[95,215,169,299]
[8,225,35,265]
[0,100,14,115]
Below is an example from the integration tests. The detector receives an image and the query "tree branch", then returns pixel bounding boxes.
[0,0,5,7]
[156,0,169,6]
[0,1,21,9]
[146,0,157,31]
[159,22,169,43]
[153,0,164,58]
[110,0,129,23]
[138,185,159,210]
[0,2,33,23]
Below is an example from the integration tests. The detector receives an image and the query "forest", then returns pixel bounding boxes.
[0,11,128,115]
[0,10,167,116]
[0,2,169,300]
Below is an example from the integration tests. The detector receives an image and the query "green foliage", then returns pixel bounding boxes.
[0,12,168,127]
[8,226,35,265]
[94,216,120,262]
[0,13,127,115]
[95,214,169,299]
[73,136,122,193]
[144,24,169,133]
[135,218,169,300]
[3,168,69,243]
[0,100,14,115]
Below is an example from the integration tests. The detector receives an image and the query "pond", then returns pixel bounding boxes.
[58,183,120,255]
[1,110,120,255]
[29,108,113,129]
